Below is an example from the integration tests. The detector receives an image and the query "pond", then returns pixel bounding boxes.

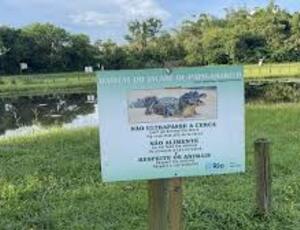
[0,93,98,138]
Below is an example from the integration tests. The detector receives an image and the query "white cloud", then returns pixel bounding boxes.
[0,0,170,41]
[69,0,170,27]
[118,0,170,20]
[69,11,116,27]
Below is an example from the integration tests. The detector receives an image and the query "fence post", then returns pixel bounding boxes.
[254,138,271,216]
[149,178,183,230]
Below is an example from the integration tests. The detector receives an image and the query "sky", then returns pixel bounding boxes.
[0,0,300,43]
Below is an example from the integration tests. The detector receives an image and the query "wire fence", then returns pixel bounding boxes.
[244,62,300,79]
[1,62,300,81]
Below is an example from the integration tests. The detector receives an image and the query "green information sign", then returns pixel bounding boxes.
[97,66,245,182]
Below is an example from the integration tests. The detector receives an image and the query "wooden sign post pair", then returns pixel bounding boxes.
[148,138,272,230]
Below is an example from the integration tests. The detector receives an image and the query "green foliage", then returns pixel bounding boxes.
[64,34,98,71]
[125,18,162,51]
[245,82,300,103]
[0,104,300,229]
[0,72,96,97]
[96,40,127,70]
[233,33,267,63]
[0,24,98,74]
[263,83,300,102]
[1,1,300,73]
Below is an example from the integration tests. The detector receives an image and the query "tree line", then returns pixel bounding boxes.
[1,0,300,75]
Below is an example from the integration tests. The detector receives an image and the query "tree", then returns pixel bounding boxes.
[177,13,228,65]
[2,2,300,75]
[233,33,267,63]
[0,26,28,74]
[0,38,9,56]
[22,23,70,72]
[96,40,127,70]
[249,1,292,61]
[125,18,162,51]
[201,27,230,64]
[64,34,98,71]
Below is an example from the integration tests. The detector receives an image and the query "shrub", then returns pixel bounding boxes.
[263,83,300,103]
[245,82,266,102]
[23,78,33,84]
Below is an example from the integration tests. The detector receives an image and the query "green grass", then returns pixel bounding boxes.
[244,62,300,79]
[0,72,96,97]
[1,62,300,96]
[0,104,299,229]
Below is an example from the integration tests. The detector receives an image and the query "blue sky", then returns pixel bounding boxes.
[0,0,299,43]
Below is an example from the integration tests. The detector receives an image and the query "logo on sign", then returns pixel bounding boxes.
[205,162,225,171]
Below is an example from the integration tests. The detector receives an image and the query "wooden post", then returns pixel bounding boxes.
[149,61,183,230]
[149,178,183,230]
[254,138,271,216]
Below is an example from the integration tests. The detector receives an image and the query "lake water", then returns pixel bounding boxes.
[0,93,98,138]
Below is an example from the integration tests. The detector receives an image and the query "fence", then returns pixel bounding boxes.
[244,62,300,78]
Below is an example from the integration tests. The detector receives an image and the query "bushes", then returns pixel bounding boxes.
[264,83,300,103]
[245,82,300,103]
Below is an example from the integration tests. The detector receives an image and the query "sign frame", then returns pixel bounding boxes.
[97,66,245,182]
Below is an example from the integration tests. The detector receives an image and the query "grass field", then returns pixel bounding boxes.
[0,104,299,229]
[244,62,300,79]
[0,72,95,97]
[1,62,300,97]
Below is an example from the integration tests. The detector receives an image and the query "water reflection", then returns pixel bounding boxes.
[0,93,98,137]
